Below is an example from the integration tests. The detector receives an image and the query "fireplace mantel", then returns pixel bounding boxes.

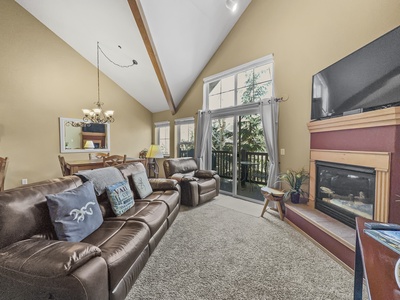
[307,106,400,133]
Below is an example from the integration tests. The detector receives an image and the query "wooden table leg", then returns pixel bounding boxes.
[276,200,284,220]
[261,197,270,217]
[353,231,363,300]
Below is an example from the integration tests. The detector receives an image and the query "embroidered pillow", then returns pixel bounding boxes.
[132,171,153,199]
[46,181,103,242]
[106,180,134,216]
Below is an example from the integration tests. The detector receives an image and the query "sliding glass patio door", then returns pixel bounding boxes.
[211,112,267,201]
[236,113,266,201]
[211,117,235,194]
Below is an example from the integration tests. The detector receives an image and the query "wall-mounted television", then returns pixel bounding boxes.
[311,26,400,121]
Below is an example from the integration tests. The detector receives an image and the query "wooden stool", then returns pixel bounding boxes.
[260,186,285,220]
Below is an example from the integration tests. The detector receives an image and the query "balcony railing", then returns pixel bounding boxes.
[212,150,269,185]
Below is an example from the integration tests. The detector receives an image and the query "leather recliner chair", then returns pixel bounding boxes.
[163,157,220,206]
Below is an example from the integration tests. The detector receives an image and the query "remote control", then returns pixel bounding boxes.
[364,222,400,231]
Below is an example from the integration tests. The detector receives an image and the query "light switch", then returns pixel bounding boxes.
[280,148,285,155]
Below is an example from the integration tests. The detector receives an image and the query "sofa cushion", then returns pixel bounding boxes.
[198,178,217,194]
[106,180,134,216]
[82,220,150,290]
[132,171,153,199]
[0,176,82,250]
[0,239,101,277]
[140,190,180,214]
[163,157,198,178]
[107,201,150,221]
[127,202,168,236]
[46,181,103,242]
[77,167,125,196]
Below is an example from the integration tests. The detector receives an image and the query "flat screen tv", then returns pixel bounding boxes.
[311,26,400,121]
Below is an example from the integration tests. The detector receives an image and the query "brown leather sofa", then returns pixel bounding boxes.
[163,157,220,206]
[0,162,180,300]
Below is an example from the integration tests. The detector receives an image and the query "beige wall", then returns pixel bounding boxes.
[0,1,152,189]
[154,0,400,175]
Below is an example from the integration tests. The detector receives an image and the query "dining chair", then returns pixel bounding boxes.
[0,157,8,192]
[89,152,110,160]
[103,155,127,167]
[58,155,71,176]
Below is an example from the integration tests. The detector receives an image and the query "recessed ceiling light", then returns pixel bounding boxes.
[226,0,238,12]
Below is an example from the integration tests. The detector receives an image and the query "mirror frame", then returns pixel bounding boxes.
[59,117,111,153]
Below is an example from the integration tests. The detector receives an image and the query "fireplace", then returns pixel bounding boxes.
[309,148,390,225]
[282,107,399,269]
[315,161,375,228]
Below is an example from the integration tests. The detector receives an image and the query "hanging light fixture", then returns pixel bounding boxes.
[81,41,114,124]
[225,0,238,12]
[67,42,138,127]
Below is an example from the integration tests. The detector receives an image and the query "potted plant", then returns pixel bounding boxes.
[277,168,309,203]
[139,148,148,159]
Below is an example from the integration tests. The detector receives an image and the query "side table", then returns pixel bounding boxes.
[354,217,400,299]
[260,186,285,220]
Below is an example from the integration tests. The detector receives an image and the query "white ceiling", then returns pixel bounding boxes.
[15,0,251,113]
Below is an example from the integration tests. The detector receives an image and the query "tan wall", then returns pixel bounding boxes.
[0,1,152,189]
[153,0,400,176]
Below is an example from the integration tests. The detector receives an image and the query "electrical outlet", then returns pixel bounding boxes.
[280,148,285,156]
[21,179,28,185]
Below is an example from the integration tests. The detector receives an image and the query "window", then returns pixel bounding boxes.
[155,121,170,156]
[175,118,195,158]
[204,55,274,110]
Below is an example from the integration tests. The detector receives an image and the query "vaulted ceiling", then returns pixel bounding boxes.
[15,0,252,114]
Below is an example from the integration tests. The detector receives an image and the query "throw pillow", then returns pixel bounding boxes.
[46,181,103,242]
[132,171,153,199]
[105,180,134,216]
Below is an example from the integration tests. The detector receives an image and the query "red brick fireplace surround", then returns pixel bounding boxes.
[286,107,400,269]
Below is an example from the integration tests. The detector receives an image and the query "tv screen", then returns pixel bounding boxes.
[311,26,400,120]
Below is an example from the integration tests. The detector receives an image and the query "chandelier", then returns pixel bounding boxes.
[68,42,138,127]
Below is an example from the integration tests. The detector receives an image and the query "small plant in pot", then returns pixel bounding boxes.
[277,168,309,203]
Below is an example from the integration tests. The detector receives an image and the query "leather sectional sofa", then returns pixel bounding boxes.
[0,162,180,300]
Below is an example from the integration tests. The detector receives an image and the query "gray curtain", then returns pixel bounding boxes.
[195,110,211,169]
[259,99,280,188]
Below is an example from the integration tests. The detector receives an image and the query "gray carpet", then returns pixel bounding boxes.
[127,199,360,300]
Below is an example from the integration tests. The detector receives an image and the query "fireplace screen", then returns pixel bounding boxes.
[315,161,375,228]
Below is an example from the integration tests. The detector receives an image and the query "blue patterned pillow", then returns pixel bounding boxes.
[46,181,103,242]
[106,180,134,216]
[132,171,153,199]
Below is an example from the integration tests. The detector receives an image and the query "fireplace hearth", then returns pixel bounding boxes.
[315,161,375,228]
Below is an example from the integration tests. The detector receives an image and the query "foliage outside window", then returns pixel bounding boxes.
[207,62,273,111]
[155,121,170,156]
[208,58,273,154]
[175,118,195,158]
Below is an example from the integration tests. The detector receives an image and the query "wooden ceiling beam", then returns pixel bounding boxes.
[128,0,177,115]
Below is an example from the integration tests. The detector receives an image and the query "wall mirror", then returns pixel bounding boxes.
[59,117,111,153]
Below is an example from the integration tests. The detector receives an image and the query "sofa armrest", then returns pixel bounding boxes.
[0,238,101,278]
[149,178,179,191]
[169,174,198,183]
[194,170,218,178]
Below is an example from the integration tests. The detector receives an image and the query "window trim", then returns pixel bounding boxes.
[175,117,195,158]
[154,121,170,157]
[203,54,274,111]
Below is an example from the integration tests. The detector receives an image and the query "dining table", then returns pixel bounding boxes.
[65,157,146,175]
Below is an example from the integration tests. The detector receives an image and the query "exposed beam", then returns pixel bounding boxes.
[128,0,177,115]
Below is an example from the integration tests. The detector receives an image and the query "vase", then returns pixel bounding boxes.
[291,192,300,204]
